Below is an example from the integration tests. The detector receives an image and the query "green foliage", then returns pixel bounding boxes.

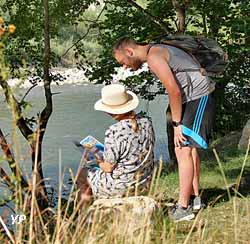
[51,7,103,66]
[81,0,250,134]
[0,0,98,82]
[0,1,105,213]
[215,48,250,134]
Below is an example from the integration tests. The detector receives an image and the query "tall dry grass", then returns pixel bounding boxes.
[0,135,249,243]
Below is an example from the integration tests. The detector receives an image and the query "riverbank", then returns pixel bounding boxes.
[6,67,89,88]
[0,141,249,243]
[6,64,150,89]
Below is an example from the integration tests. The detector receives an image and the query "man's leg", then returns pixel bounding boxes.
[191,148,200,196]
[76,168,93,206]
[175,146,194,208]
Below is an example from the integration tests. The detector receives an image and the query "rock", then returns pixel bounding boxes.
[86,196,159,234]
[238,119,250,150]
[211,131,242,150]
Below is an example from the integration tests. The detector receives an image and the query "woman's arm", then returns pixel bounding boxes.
[99,127,119,173]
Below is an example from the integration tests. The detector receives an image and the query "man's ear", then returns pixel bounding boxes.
[124,47,134,57]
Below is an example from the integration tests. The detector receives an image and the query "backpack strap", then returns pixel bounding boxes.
[146,43,155,56]
[173,67,207,76]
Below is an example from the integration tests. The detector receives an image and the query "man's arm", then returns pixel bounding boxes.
[147,49,186,147]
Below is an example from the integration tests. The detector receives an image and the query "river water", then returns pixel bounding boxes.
[0,83,169,193]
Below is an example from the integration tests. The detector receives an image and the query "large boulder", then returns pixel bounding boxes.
[86,196,159,234]
[238,119,250,150]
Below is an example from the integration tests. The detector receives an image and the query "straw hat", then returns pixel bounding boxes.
[94,84,139,114]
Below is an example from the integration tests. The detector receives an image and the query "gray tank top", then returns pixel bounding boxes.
[150,44,214,103]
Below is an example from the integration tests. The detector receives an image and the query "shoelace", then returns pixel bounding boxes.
[171,204,179,213]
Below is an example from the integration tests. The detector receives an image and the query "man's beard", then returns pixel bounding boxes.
[130,57,143,71]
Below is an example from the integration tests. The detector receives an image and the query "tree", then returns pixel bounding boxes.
[0,0,99,216]
[0,0,55,212]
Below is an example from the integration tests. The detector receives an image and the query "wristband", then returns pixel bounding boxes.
[172,121,182,127]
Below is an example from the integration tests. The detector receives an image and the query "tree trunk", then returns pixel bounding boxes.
[172,0,190,33]
[30,136,48,209]
[176,7,186,33]
[29,0,54,210]
[29,0,53,210]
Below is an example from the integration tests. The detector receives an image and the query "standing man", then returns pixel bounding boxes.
[112,37,215,221]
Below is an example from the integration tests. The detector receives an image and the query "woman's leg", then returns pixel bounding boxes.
[76,167,93,206]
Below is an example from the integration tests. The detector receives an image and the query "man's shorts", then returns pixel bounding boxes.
[181,93,215,149]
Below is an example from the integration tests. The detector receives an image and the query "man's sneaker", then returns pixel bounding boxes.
[191,196,205,211]
[168,204,195,222]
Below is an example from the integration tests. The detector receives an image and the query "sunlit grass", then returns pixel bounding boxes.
[0,139,249,243]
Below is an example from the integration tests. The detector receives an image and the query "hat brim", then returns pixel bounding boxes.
[94,91,139,114]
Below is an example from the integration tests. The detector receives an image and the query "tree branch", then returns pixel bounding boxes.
[173,17,179,30]
[202,13,208,35]
[126,0,169,34]
[20,83,38,104]
[0,78,34,141]
[61,3,106,58]
[185,16,193,29]
[72,3,91,18]
[0,167,12,188]
[0,128,28,188]
[80,17,102,24]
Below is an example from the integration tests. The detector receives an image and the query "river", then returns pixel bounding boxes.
[0,83,169,195]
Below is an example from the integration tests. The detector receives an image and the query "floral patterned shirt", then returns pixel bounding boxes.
[87,115,155,198]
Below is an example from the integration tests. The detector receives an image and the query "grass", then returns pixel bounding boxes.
[0,138,249,243]
[156,141,250,243]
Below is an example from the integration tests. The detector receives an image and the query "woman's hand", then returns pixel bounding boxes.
[174,125,187,147]
[95,158,103,164]
[95,158,115,173]
[84,143,93,149]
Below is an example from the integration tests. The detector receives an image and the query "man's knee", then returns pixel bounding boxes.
[175,146,192,156]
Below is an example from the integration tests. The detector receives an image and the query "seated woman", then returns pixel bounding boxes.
[76,84,155,203]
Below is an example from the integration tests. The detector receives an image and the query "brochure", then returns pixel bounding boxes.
[79,135,104,168]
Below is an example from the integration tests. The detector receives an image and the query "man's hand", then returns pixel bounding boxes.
[174,125,187,147]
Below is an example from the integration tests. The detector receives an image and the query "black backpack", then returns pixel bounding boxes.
[159,35,228,77]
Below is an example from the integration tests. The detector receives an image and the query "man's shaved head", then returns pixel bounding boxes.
[112,37,138,54]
